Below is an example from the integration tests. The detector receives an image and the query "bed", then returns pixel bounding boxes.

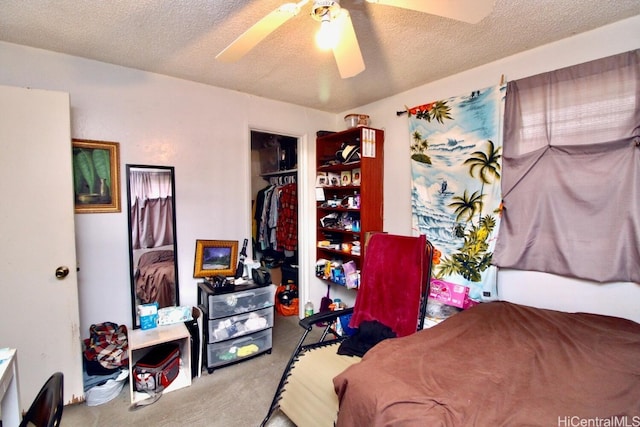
[333,301,640,426]
[135,249,176,309]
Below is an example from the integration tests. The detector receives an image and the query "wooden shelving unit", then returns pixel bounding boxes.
[315,126,384,288]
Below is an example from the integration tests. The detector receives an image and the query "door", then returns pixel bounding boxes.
[0,85,83,409]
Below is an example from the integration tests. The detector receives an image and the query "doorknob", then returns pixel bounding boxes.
[55,266,70,279]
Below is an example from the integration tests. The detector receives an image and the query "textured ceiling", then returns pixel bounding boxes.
[0,0,638,113]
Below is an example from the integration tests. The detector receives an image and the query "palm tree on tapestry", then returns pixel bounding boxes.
[449,189,484,223]
[413,100,452,124]
[453,222,494,282]
[438,190,494,282]
[410,130,432,164]
[463,140,501,222]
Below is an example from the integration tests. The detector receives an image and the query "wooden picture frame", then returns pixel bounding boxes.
[194,239,238,278]
[72,139,121,213]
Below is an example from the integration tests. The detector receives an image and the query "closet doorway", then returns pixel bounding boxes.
[250,130,299,290]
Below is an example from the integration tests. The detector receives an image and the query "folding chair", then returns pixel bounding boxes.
[261,234,433,427]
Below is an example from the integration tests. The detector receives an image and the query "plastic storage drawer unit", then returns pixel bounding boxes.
[206,329,273,369]
[198,282,276,373]
[200,286,274,319]
[207,306,274,343]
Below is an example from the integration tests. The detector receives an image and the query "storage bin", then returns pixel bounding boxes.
[206,329,272,369]
[201,285,274,319]
[206,306,274,343]
[344,114,370,129]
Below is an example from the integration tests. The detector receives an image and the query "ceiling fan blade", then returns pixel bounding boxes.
[332,9,365,79]
[367,0,495,24]
[216,3,302,62]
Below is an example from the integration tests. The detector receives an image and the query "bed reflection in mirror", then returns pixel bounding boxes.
[126,164,179,328]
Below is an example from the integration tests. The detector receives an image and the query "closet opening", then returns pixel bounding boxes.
[250,130,299,290]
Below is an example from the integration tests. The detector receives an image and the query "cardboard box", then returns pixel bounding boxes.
[259,146,280,174]
[429,279,477,309]
[270,266,282,286]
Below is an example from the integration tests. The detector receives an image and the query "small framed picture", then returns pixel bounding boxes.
[328,172,340,187]
[341,171,352,186]
[316,172,328,187]
[351,168,361,186]
[194,239,239,278]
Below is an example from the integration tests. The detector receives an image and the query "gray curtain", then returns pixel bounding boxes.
[130,170,174,250]
[131,197,174,249]
[493,50,640,283]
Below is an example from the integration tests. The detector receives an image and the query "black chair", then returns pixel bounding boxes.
[19,372,64,427]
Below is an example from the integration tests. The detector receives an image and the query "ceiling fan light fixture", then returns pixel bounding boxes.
[215,0,493,78]
[311,0,341,21]
[316,17,339,50]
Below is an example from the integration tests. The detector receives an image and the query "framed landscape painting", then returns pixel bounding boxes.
[194,240,238,278]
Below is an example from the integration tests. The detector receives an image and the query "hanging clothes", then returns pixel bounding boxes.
[276,183,297,251]
[254,180,298,253]
[256,185,275,250]
[268,185,280,249]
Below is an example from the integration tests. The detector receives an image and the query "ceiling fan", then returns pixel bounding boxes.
[215,0,495,79]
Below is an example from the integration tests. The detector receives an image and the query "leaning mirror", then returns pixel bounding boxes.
[126,164,179,328]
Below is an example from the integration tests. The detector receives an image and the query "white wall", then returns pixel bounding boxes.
[339,15,640,321]
[1,15,638,334]
[0,41,336,333]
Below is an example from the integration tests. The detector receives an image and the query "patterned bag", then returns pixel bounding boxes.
[83,322,129,371]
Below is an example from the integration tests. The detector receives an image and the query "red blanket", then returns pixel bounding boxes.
[349,234,428,337]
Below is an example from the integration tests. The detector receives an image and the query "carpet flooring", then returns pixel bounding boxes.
[62,313,320,427]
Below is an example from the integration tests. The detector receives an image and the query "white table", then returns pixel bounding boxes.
[0,348,21,427]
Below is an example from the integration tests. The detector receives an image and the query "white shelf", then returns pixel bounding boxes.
[128,322,192,404]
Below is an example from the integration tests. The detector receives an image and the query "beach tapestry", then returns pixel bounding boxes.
[408,84,505,304]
